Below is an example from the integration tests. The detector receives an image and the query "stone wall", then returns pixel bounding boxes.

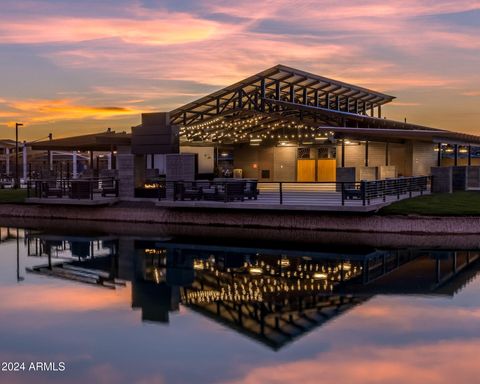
[3,203,480,234]
[117,146,135,198]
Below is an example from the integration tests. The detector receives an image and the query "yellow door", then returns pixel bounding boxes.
[297,159,316,181]
[317,159,336,182]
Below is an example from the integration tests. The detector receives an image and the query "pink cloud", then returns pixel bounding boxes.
[0,12,239,45]
[0,0,479,136]
[225,340,480,384]
[0,283,130,313]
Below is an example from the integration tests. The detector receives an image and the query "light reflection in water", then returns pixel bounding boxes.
[1,227,480,383]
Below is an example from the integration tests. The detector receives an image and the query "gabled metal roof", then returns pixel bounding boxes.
[170,64,395,126]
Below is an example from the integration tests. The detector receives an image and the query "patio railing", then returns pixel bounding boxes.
[27,177,119,200]
[163,176,430,206]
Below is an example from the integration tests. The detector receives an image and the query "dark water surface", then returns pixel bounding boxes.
[1,223,480,384]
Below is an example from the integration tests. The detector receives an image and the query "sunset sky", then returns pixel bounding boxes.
[0,0,479,140]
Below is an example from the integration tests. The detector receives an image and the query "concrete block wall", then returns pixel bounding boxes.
[378,165,396,179]
[117,146,135,198]
[431,167,452,193]
[336,143,365,168]
[441,158,480,167]
[165,153,196,181]
[356,166,377,181]
[412,142,437,176]
[452,166,468,191]
[233,145,274,180]
[336,142,388,168]
[467,166,480,188]
[336,167,355,191]
[388,143,408,176]
[273,146,296,181]
[181,146,214,174]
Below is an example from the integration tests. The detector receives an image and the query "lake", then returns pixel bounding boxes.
[1,221,480,384]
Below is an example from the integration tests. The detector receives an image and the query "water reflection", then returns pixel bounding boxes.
[21,230,480,350]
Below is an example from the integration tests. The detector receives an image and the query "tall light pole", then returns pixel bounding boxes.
[15,122,23,189]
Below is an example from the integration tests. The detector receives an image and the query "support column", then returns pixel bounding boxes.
[5,148,10,175]
[72,151,78,179]
[437,143,441,167]
[116,146,136,199]
[107,153,112,170]
[365,141,369,167]
[22,141,27,182]
[90,151,94,170]
[377,105,382,118]
[289,85,295,103]
[468,145,472,166]
[385,142,389,166]
[454,144,458,166]
[49,151,53,171]
[341,140,345,168]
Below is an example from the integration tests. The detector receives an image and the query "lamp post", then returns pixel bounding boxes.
[14,122,23,189]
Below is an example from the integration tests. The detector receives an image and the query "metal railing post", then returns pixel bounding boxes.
[361,181,366,206]
[279,182,283,204]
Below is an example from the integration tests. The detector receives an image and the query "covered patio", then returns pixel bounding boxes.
[25,131,129,205]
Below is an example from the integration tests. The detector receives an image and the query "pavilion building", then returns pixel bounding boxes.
[133,64,480,184]
[28,64,480,200]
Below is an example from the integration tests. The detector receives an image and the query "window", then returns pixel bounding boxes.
[297,147,311,159]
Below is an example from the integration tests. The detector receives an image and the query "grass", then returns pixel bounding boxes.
[378,191,480,216]
[0,189,28,203]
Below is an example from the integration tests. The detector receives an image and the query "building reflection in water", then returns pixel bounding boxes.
[22,230,480,350]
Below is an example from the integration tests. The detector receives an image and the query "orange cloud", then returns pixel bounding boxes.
[462,91,480,97]
[0,98,144,126]
[0,0,479,137]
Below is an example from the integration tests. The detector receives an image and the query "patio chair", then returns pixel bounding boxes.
[101,178,118,197]
[42,180,63,198]
[217,181,246,202]
[244,179,259,200]
[69,180,92,199]
[173,182,203,201]
[343,182,365,200]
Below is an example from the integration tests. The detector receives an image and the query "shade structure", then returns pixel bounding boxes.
[30,131,131,151]
[168,64,480,146]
